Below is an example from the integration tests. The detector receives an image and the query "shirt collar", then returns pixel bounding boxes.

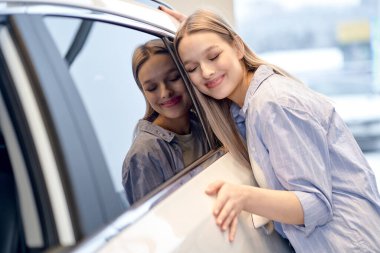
[230,102,245,123]
[138,119,176,142]
[241,65,275,115]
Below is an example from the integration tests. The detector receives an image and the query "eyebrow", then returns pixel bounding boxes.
[182,45,219,65]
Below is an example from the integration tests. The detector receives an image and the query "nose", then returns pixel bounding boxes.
[160,83,173,99]
[200,62,215,79]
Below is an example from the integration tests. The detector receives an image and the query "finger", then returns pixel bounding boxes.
[216,201,233,227]
[215,204,230,227]
[158,6,187,22]
[228,217,238,242]
[213,185,228,216]
[205,180,225,195]
[221,207,236,231]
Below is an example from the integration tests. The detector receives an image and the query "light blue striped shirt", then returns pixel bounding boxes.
[234,65,380,252]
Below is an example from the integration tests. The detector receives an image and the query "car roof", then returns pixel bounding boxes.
[0,0,179,34]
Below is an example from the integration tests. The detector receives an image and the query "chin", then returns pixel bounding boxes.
[209,92,228,100]
[164,111,187,120]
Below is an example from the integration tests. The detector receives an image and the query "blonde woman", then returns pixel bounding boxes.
[122,39,207,205]
[172,9,380,252]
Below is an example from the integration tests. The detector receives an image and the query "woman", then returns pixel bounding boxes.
[122,39,208,205]
[173,9,380,252]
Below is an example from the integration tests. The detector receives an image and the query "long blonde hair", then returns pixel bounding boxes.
[174,9,294,168]
[132,39,169,120]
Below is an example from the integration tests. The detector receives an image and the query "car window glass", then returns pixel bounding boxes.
[43,17,208,205]
[44,17,81,57]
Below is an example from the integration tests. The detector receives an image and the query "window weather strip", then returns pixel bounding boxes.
[0,26,75,246]
[64,19,93,66]
[0,66,43,248]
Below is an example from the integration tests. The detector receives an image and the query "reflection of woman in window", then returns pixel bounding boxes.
[122,39,208,205]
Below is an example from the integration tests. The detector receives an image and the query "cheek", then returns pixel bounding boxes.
[193,85,209,97]
[175,79,186,89]
[143,92,158,106]
[173,81,188,95]
[191,82,202,92]
[188,74,202,88]
[182,94,192,108]
[177,87,192,107]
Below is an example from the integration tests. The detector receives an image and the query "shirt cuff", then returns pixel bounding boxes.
[293,191,332,236]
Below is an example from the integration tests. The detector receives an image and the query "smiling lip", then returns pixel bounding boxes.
[161,96,182,108]
[205,75,224,89]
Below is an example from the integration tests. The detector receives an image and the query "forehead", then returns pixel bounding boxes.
[138,54,175,80]
[178,31,230,60]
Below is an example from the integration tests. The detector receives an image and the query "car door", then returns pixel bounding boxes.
[77,151,292,253]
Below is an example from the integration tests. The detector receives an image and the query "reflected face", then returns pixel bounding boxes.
[178,31,244,100]
[138,54,192,120]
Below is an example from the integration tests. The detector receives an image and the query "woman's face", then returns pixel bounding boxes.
[138,53,192,120]
[178,31,244,100]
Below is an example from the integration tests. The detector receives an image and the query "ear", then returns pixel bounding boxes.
[233,36,245,60]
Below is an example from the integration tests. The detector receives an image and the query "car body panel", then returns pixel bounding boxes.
[90,153,291,253]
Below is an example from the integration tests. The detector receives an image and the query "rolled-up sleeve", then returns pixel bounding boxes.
[293,191,332,235]
[256,101,333,236]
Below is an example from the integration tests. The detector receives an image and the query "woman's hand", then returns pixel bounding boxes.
[205,180,248,242]
[158,5,187,23]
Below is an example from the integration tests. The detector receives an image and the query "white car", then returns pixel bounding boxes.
[0,0,292,252]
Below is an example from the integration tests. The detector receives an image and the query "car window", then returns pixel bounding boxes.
[43,17,208,205]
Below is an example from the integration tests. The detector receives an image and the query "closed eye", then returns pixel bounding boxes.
[168,73,181,82]
[144,85,157,92]
[209,53,220,61]
[186,66,198,73]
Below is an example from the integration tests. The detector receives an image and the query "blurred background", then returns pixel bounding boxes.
[163,0,380,181]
